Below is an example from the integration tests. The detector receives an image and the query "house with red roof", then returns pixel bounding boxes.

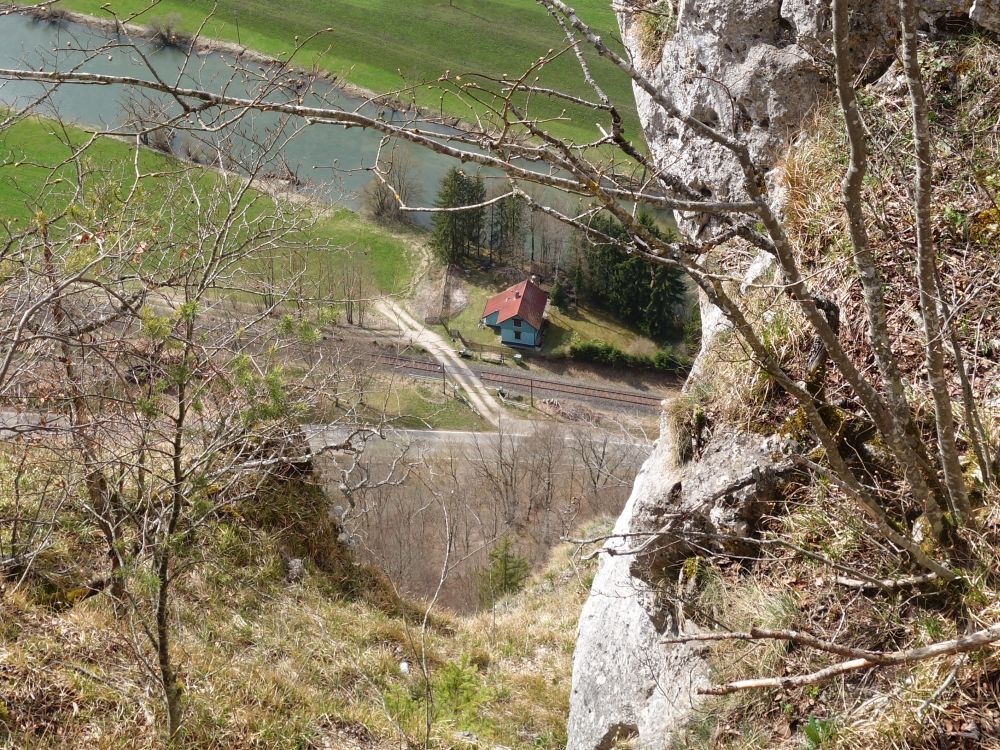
[481,279,548,347]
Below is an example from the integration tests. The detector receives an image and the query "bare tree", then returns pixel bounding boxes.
[364,142,422,225]
[0,117,391,739]
[1,0,998,719]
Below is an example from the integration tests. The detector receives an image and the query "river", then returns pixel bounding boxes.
[0,12,522,226]
[0,11,673,242]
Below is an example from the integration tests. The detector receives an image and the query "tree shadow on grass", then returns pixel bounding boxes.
[541,317,573,353]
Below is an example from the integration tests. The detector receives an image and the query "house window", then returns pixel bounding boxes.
[513,318,522,328]
[514,331,522,341]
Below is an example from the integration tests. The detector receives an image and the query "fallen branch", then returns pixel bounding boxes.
[662,626,892,664]
[689,623,1000,695]
[832,572,938,590]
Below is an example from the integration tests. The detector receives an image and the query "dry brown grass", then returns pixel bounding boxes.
[674,40,1000,740]
[632,1,677,69]
[775,105,850,262]
[1,500,602,749]
[680,257,812,435]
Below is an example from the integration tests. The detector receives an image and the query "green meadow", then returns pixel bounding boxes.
[39,0,641,145]
[0,115,415,293]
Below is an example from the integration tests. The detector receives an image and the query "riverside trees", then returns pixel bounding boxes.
[430,167,487,264]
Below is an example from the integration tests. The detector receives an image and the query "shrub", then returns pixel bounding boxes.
[478,537,530,606]
[27,6,69,23]
[567,336,631,368]
[652,346,691,373]
[567,336,692,373]
[149,14,190,48]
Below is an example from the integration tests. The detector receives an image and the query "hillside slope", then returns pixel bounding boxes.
[567,2,1000,749]
[1,467,602,748]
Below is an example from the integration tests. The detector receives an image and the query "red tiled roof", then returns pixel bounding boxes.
[481,279,548,331]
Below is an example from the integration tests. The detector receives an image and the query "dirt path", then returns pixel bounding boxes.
[374,298,503,426]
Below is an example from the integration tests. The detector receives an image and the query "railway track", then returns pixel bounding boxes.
[372,353,665,409]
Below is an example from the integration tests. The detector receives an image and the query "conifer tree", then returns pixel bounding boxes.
[550,275,570,311]
[431,168,486,263]
[478,537,530,606]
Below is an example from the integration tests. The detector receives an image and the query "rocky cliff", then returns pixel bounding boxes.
[566,2,1000,748]
[567,420,794,749]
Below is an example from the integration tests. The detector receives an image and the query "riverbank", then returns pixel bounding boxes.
[0,113,418,294]
[3,3,465,131]
[7,0,641,146]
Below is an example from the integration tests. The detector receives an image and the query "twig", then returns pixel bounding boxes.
[916,654,966,721]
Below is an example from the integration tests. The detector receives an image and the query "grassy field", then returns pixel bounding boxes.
[326,379,492,431]
[40,0,642,145]
[0,115,415,294]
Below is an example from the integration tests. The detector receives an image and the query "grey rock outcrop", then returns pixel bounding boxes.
[971,0,1000,28]
[567,3,1000,749]
[567,418,794,749]
[615,0,998,236]
[566,421,708,750]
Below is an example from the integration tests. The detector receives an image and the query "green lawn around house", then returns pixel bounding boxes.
[436,266,660,359]
[37,0,642,146]
[437,280,498,347]
[541,305,658,357]
[0,115,415,294]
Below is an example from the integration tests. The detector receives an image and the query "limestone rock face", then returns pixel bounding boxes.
[615,0,999,236]
[566,425,708,750]
[566,423,793,749]
[971,0,1000,28]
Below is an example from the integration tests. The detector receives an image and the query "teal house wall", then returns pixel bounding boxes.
[492,316,541,346]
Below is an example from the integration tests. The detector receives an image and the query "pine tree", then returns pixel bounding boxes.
[430,168,487,264]
[550,276,570,311]
[460,172,486,257]
[488,193,526,263]
[643,265,687,340]
[431,168,463,263]
[478,537,530,606]
[576,211,687,341]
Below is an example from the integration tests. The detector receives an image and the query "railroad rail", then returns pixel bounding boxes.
[371,353,665,409]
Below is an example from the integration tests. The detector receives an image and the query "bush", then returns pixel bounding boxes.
[27,6,69,23]
[567,336,691,373]
[478,537,530,606]
[568,336,631,367]
[652,346,691,373]
[149,14,190,48]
